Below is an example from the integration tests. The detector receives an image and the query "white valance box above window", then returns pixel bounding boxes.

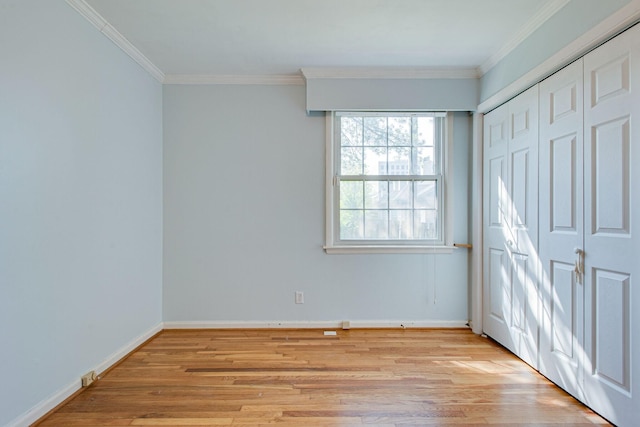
[301,68,479,112]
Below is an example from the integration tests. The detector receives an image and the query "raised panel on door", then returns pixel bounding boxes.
[538,59,584,400]
[508,250,537,365]
[488,248,507,323]
[583,23,640,427]
[592,269,631,390]
[549,261,578,356]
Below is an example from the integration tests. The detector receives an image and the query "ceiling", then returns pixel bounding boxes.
[82,0,569,78]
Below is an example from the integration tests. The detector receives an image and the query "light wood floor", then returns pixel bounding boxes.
[36,329,610,426]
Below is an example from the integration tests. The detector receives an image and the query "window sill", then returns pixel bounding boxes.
[324,245,456,254]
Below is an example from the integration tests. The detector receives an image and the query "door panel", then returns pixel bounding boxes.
[590,55,630,107]
[583,23,640,426]
[551,134,577,231]
[538,59,584,399]
[511,148,530,229]
[489,158,505,227]
[591,117,630,234]
[483,103,511,348]
[592,269,631,392]
[549,261,576,359]
[483,86,539,369]
[510,252,528,333]
[488,248,506,322]
[508,87,539,369]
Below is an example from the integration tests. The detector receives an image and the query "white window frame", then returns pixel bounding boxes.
[325,111,455,254]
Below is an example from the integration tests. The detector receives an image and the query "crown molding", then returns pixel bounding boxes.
[478,0,571,75]
[478,0,640,113]
[301,67,480,80]
[66,0,165,83]
[163,74,305,85]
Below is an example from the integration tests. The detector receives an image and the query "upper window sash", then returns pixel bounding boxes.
[335,111,445,178]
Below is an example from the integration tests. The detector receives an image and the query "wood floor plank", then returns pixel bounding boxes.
[35,329,610,426]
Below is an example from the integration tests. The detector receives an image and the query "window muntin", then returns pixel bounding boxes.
[331,112,446,247]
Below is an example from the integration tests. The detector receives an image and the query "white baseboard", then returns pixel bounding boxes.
[349,320,469,329]
[93,323,163,375]
[164,320,343,329]
[7,322,163,427]
[163,320,469,329]
[6,381,81,427]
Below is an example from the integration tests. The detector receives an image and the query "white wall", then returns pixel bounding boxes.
[163,84,470,325]
[0,1,163,425]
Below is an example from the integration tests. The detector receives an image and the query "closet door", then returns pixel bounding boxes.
[483,102,510,350]
[483,86,539,368]
[582,23,640,427]
[538,59,585,399]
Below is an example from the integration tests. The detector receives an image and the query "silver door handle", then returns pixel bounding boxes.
[574,248,584,284]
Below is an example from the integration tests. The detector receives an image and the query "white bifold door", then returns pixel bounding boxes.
[582,24,640,426]
[538,58,585,401]
[537,23,640,426]
[483,86,539,369]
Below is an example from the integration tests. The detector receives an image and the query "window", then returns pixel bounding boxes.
[325,112,452,254]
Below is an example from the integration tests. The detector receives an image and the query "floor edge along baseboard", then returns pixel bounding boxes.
[10,323,163,427]
[162,319,470,329]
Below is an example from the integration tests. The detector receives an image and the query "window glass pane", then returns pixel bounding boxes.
[341,147,363,175]
[364,210,388,239]
[414,116,434,146]
[414,181,437,209]
[388,117,411,146]
[365,181,388,209]
[340,210,363,239]
[388,147,411,175]
[333,113,445,244]
[340,181,363,209]
[389,210,412,239]
[340,116,363,146]
[414,210,438,239]
[363,117,387,146]
[389,181,412,209]
[363,146,387,175]
[414,147,435,175]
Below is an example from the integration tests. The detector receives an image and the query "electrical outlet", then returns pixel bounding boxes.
[81,371,97,387]
[295,291,304,304]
